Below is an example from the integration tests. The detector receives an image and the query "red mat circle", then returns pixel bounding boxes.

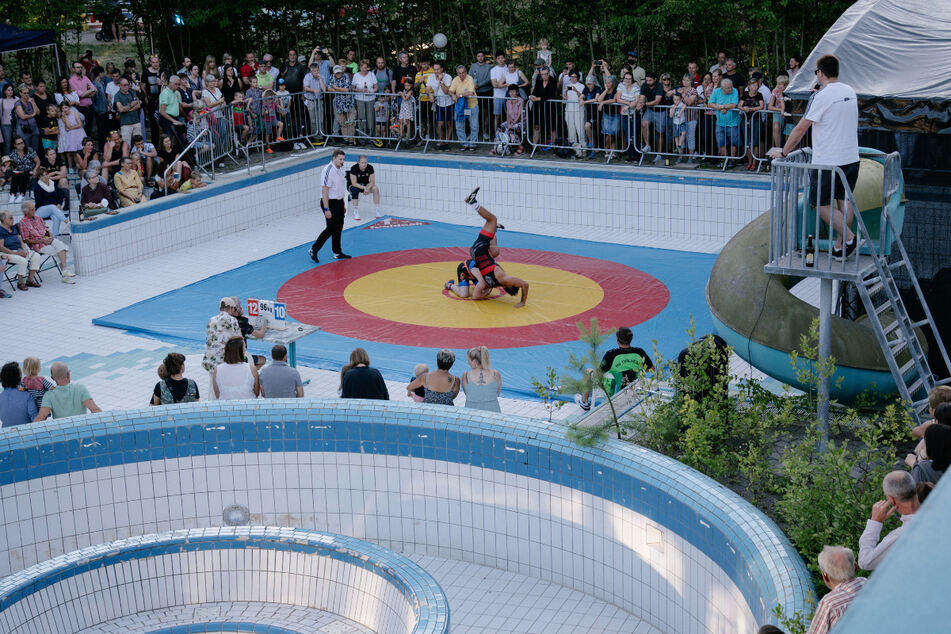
[277,248,669,348]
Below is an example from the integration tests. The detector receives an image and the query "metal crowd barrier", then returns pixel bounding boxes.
[523,98,629,162]
[749,110,812,172]
[636,104,747,170]
[417,93,493,152]
[319,89,408,149]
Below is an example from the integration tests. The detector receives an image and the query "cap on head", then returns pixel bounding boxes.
[220,296,239,309]
[332,65,343,73]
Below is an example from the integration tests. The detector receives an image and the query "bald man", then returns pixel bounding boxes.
[34,362,101,421]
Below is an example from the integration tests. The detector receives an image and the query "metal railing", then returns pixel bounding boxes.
[748,110,812,172]
[635,104,748,170]
[322,90,406,149]
[768,148,871,276]
[522,97,629,162]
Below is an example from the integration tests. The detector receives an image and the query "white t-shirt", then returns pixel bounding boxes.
[426,73,453,107]
[805,81,859,166]
[352,71,377,101]
[490,65,507,99]
[563,81,585,111]
[757,83,772,110]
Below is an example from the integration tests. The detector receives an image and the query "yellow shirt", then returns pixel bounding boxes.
[114,170,142,206]
[450,76,477,108]
[415,67,434,101]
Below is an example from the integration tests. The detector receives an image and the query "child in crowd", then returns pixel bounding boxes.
[0,156,12,190]
[670,93,687,159]
[375,88,391,139]
[178,171,206,192]
[536,38,553,67]
[398,82,415,141]
[39,104,61,152]
[260,89,284,152]
[19,357,54,410]
[231,91,251,144]
[407,363,428,402]
[768,74,790,148]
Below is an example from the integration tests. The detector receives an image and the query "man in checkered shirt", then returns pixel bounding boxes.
[805,545,866,634]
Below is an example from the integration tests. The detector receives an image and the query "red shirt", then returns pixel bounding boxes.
[240,62,258,80]
[19,215,49,248]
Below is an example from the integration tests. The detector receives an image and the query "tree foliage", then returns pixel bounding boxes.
[4,0,854,80]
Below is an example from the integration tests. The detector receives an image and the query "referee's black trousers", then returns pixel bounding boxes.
[311,198,346,255]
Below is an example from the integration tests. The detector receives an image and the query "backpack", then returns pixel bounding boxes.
[553,137,573,158]
[494,127,510,156]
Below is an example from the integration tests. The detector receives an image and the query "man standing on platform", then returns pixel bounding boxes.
[310,149,352,262]
[770,54,860,260]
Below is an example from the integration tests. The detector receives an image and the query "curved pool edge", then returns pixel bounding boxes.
[0,399,814,631]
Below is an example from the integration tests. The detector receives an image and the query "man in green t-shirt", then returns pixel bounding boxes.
[35,362,102,420]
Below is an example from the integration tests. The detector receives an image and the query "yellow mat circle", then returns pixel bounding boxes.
[344,261,604,328]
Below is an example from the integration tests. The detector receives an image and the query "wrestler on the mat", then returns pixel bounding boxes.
[465,187,529,308]
[445,259,483,298]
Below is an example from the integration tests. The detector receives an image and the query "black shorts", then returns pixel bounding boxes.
[469,230,497,279]
[483,271,500,288]
[348,185,366,200]
[810,161,860,207]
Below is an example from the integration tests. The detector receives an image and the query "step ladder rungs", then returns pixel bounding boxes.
[911,319,930,330]
[898,358,918,378]
[888,260,907,271]
[912,397,931,410]
[866,282,884,297]
[874,301,893,317]
[882,321,902,337]
[905,378,925,397]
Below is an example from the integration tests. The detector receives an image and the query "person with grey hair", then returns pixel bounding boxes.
[407,349,460,405]
[34,362,101,421]
[0,210,42,290]
[80,170,115,213]
[806,546,866,634]
[450,64,478,150]
[18,201,74,283]
[858,470,919,570]
[707,77,740,162]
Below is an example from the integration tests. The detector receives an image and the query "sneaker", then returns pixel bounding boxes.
[374,210,381,218]
[61,272,76,284]
[265,147,274,154]
[311,139,326,147]
[642,144,651,154]
[14,194,24,203]
[653,155,664,165]
[573,394,591,412]
[353,212,361,221]
[464,187,480,205]
[334,252,352,259]
[7,194,14,203]
[834,236,861,261]
[276,136,285,142]
[309,247,319,263]
[444,280,455,290]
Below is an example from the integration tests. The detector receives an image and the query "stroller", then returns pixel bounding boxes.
[492,121,523,156]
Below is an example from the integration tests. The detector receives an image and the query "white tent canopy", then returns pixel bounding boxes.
[787,0,951,101]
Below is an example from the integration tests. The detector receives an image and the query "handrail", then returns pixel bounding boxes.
[162,127,211,195]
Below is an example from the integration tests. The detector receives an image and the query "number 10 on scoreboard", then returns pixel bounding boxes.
[246,298,288,330]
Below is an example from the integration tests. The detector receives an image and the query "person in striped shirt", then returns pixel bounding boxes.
[806,545,866,634]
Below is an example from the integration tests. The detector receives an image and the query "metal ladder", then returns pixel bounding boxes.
[853,154,951,420]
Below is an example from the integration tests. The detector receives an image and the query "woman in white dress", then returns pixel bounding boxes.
[213,336,260,400]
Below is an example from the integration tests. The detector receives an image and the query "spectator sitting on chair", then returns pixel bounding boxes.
[806,546,866,634]
[259,344,304,398]
[0,361,38,427]
[340,347,389,400]
[114,157,143,206]
[574,326,654,412]
[858,470,919,570]
[34,361,102,420]
[81,171,117,213]
[0,210,42,290]
[18,201,74,283]
[32,167,70,237]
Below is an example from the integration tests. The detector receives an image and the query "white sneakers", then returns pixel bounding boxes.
[15,194,23,203]
[61,271,76,284]
[374,210,381,218]
[7,194,13,203]
[353,211,361,221]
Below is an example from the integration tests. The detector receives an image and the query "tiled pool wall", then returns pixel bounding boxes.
[0,527,447,634]
[0,401,812,634]
[69,151,771,274]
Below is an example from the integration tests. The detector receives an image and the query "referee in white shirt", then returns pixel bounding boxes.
[310,149,352,262]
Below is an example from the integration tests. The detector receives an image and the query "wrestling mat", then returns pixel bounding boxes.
[93,217,716,399]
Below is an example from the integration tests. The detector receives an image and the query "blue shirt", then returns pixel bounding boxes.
[0,225,21,250]
[318,60,333,86]
[709,87,740,127]
[0,387,38,427]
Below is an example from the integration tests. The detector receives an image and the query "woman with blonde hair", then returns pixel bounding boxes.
[212,336,260,400]
[19,357,54,410]
[461,346,501,412]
